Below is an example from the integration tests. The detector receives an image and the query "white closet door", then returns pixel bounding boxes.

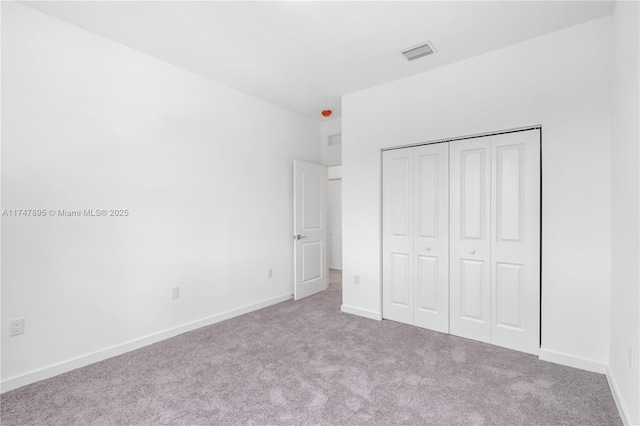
[413,143,449,333]
[450,137,492,343]
[491,130,540,355]
[382,148,414,325]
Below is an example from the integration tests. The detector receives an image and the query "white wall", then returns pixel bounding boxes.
[1,2,320,389]
[342,17,612,369]
[320,118,342,166]
[609,1,640,424]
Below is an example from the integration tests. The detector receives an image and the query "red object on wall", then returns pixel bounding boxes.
[321,110,332,117]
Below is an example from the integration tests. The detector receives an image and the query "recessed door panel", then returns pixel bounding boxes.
[450,137,491,343]
[461,149,486,240]
[496,145,524,242]
[495,262,524,329]
[392,158,411,237]
[413,143,449,333]
[301,169,322,230]
[302,241,322,283]
[416,255,438,312]
[417,154,439,238]
[391,253,410,307]
[460,259,485,321]
[491,130,540,355]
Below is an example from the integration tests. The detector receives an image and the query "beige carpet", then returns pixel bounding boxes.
[1,269,621,425]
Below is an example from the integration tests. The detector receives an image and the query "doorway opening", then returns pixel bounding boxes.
[327,165,342,271]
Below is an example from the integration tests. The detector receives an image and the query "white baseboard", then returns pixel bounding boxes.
[538,347,607,374]
[606,366,632,425]
[1,293,293,393]
[341,304,382,321]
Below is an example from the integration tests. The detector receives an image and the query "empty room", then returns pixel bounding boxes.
[1,1,639,425]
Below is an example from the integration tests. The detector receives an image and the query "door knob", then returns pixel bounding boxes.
[470,249,476,254]
[294,234,307,240]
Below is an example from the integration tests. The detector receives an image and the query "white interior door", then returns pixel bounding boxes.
[382,148,414,325]
[490,130,540,354]
[450,137,492,343]
[413,143,450,333]
[293,160,327,300]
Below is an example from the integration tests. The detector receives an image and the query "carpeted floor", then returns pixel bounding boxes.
[1,270,621,425]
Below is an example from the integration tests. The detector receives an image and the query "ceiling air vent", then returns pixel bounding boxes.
[327,133,342,147]
[401,41,437,61]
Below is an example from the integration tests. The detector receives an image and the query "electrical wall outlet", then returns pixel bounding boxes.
[9,318,25,336]
[268,268,273,278]
[171,287,179,300]
[354,274,361,285]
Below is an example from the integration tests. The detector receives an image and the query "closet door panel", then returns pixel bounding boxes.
[382,149,414,325]
[450,137,491,343]
[413,143,449,332]
[491,130,540,355]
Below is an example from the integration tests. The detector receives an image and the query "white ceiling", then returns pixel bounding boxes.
[22,1,615,121]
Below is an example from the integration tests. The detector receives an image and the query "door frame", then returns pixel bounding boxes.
[379,125,543,346]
